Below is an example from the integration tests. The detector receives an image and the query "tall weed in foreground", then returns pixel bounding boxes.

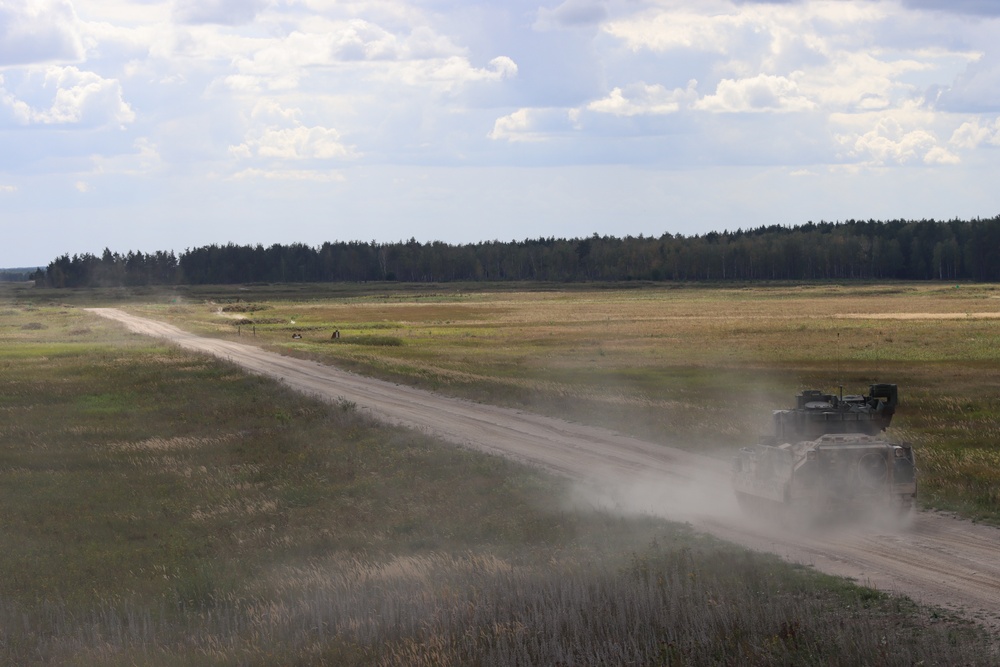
[2,537,992,666]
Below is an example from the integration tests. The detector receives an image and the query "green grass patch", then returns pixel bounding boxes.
[324,334,404,347]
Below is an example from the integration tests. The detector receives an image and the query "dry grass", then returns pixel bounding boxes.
[2,282,998,664]
[118,282,1000,519]
[2,528,991,666]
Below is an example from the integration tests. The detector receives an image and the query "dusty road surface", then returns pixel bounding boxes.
[90,308,1000,632]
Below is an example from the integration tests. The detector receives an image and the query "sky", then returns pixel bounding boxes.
[2,0,1000,268]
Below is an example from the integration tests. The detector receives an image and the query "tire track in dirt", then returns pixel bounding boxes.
[88,308,1000,634]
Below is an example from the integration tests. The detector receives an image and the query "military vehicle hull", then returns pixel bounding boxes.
[733,385,916,523]
[733,435,916,520]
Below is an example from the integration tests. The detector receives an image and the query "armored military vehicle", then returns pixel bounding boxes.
[732,384,916,521]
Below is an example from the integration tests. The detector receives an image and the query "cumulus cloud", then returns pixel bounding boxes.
[236,20,464,72]
[386,54,517,93]
[601,1,946,117]
[695,73,815,112]
[38,66,135,125]
[330,19,420,61]
[487,107,574,142]
[230,101,357,162]
[221,19,515,94]
[587,81,697,116]
[838,116,957,165]
[233,125,355,160]
[604,9,731,54]
[487,56,518,79]
[0,67,134,127]
[488,109,535,142]
[222,22,408,90]
[798,51,932,112]
[0,0,83,66]
[923,145,961,164]
[249,98,301,124]
[950,117,1000,149]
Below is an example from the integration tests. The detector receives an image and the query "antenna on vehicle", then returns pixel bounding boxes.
[836,331,841,394]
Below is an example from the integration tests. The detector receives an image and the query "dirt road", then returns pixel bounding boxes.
[89,308,1000,631]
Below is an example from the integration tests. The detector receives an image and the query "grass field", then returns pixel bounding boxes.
[79,280,1000,522]
[1,282,997,664]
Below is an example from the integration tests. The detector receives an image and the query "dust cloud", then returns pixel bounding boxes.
[560,454,916,547]
[564,464,743,525]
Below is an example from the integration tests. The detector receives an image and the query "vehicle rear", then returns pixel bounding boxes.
[788,434,916,518]
[732,434,916,523]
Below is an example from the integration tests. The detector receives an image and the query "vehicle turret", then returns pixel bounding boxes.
[766,383,897,444]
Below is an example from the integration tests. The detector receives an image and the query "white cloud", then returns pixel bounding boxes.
[381,54,517,93]
[0,184,17,193]
[227,20,461,75]
[488,108,535,142]
[230,101,357,161]
[229,168,346,182]
[250,126,354,160]
[604,2,886,56]
[695,73,815,113]
[0,0,84,66]
[331,19,405,60]
[0,66,134,127]
[228,21,402,78]
[950,117,1000,148]
[604,7,735,54]
[487,107,575,142]
[587,81,696,116]
[249,98,301,124]
[38,66,135,125]
[797,51,949,113]
[601,1,969,118]
[218,19,515,94]
[221,74,264,93]
[837,116,954,165]
[488,56,518,79]
[923,145,960,164]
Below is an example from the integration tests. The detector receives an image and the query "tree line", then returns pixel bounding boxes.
[32,216,1000,288]
[0,268,37,282]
